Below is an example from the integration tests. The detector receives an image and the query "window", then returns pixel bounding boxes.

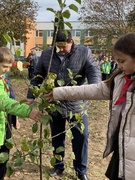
[71,30,81,37]
[85,30,91,37]
[36,30,43,37]
[12,41,20,46]
[47,30,54,37]
[75,31,81,37]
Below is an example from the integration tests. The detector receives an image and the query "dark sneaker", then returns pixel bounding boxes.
[77,174,89,180]
[49,168,64,177]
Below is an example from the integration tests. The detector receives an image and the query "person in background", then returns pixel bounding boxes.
[100,56,112,80]
[0,47,42,180]
[26,50,38,79]
[45,32,135,180]
[110,56,118,74]
[92,53,100,65]
[98,51,104,62]
[27,30,101,180]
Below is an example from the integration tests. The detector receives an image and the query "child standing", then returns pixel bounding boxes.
[46,32,135,180]
[100,56,112,80]
[0,47,42,180]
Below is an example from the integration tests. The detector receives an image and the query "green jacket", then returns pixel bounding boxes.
[0,78,31,146]
[100,61,111,74]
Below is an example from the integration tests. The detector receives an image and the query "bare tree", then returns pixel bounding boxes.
[79,0,135,37]
[126,6,135,31]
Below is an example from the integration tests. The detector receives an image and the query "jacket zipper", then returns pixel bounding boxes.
[122,92,134,179]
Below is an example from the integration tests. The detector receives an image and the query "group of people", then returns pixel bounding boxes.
[1,30,135,180]
[93,52,118,81]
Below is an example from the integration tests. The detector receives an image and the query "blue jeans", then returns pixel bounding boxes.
[50,111,89,175]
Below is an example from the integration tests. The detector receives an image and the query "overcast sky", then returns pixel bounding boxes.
[34,0,81,22]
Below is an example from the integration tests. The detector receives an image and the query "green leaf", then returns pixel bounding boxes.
[55,154,62,161]
[2,33,12,43]
[29,86,40,98]
[32,123,38,133]
[75,0,81,4]
[39,87,46,93]
[6,163,14,177]
[57,79,65,86]
[29,102,37,110]
[46,8,56,14]
[37,139,43,148]
[50,157,56,166]
[71,79,77,85]
[21,138,29,151]
[69,4,78,13]
[13,150,22,158]
[67,68,73,79]
[21,144,29,152]
[75,74,82,78]
[62,10,71,19]
[58,0,63,8]
[69,111,73,119]
[44,128,50,138]
[38,103,45,111]
[79,123,85,134]
[66,129,73,139]
[0,152,9,163]
[64,22,73,29]
[15,47,22,57]
[55,104,62,114]
[29,153,35,163]
[45,171,50,180]
[5,138,14,149]
[75,113,82,121]
[56,146,64,153]
[40,115,52,125]
[14,157,24,167]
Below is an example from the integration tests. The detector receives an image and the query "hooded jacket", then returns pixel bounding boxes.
[53,72,135,180]
[0,78,31,146]
[27,43,101,118]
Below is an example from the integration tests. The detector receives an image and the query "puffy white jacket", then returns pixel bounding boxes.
[53,73,135,180]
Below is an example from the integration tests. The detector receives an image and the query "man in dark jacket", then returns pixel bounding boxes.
[26,50,38,79]
[27,30,101,180]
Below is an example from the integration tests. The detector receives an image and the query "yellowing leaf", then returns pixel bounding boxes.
[17,61,23,71]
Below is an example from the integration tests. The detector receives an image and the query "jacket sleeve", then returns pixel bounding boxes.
[53,81,110,101]
[0,80,31,118]
[84,48,101,84]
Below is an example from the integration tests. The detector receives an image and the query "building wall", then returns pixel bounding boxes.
[24,21,86,58]
[25,27,35,57]
[22,21,114,58]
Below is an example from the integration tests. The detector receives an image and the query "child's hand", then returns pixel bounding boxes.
[15,119,20,129]
[44,91,54,102]
[29,109,43,121]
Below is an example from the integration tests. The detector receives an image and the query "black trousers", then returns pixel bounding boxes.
[28,66,34,79]
[50,111,89,175]
[0,115,14,180]
[0,145,10,180]
[105,149,122,180]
